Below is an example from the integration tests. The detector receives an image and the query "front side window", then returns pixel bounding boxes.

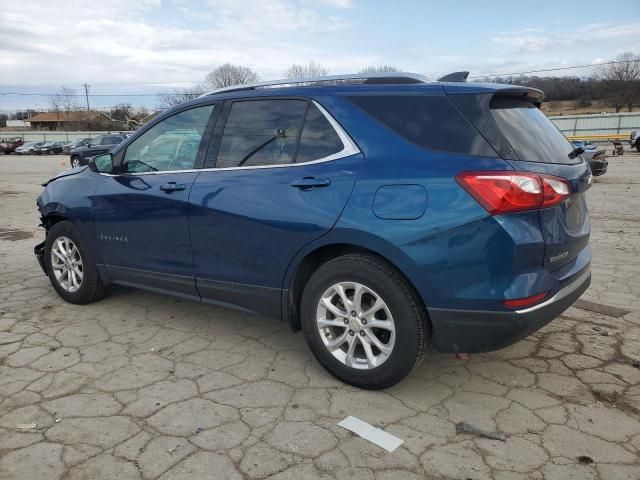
[216,100,307,168]
[123,105,214,173]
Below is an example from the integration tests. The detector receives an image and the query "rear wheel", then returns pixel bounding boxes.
[70,156,81,168]
[45,221,107,304]
[301,254,427,389]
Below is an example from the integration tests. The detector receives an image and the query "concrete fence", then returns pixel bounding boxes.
[3,112,640,144]
[1,131,124,142]
[550,112,640,138]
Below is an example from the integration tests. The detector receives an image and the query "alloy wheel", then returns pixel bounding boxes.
[51,236,83,293]
[316,281,395,369]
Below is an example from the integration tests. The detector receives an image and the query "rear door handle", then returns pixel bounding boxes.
[160,182,186,193]
[290,177,331,190]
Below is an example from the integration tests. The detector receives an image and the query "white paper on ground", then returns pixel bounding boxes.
[338,415,404,452]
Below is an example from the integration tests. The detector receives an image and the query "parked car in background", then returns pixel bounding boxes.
[35,73,592,389]
[0,137,24,154]
[572,141,607,176]
[69,134,126,168]
[63,137,93,154]
[15,142,46,155]
[34,142,65,155]
[630,130,640,152]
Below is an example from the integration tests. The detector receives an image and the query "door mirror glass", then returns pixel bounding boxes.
[90,153,113,173]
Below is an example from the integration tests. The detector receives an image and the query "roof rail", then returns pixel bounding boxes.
[202,72,431,97]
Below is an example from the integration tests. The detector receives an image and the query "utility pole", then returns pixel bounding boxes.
[82,83,91,111]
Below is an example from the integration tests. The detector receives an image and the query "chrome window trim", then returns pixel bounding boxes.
[105,100,360,176]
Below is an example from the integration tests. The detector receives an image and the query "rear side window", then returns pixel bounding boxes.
[217,100,307,168]
[348,95,497,157]
[489,97,576,164]
[296,104,344,162]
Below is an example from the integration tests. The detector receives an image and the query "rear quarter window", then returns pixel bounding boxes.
[347,94,497,157]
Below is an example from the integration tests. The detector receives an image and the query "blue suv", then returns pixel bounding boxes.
[34,73,591,389]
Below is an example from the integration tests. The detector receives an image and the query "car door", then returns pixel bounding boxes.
[189,98,362,317]
[92,104,218,297]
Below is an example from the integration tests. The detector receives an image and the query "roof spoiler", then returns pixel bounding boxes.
[494,87,545,107]
[437,71,469,83]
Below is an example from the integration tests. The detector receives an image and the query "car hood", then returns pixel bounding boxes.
[42,166,88,187]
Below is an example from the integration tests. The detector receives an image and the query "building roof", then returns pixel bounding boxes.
[28,111,97,123]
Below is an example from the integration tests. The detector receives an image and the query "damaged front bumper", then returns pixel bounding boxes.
[34,241,48,275]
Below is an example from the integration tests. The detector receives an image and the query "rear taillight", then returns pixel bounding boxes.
[455,171,571,215]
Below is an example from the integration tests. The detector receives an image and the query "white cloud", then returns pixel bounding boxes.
[492,21,640,54]
[0,0,361,90]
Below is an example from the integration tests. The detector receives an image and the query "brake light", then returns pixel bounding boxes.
[455,171,571,215]
[502,291,549,308]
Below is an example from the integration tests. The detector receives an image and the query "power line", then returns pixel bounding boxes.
[0,59,636,98]
[468,60,631,79]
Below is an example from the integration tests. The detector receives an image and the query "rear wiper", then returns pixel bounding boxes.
[568,146,584,160]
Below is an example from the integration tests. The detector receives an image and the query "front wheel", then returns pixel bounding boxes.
[44,221,107,304]
[70,156,81,168]
[301,254,427,389]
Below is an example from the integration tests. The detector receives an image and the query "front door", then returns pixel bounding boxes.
[189,98,362,316]
[92,104,217,296]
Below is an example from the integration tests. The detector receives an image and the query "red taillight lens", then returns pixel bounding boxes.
[455,171,571,215]
[502,291,549,308]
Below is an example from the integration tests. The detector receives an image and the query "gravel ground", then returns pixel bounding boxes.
[0,153,639,480]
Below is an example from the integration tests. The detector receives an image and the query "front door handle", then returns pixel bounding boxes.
[290,177,331,190]
[160,182,186,193]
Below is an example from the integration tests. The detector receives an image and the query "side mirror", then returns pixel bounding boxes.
[89,153,113,174]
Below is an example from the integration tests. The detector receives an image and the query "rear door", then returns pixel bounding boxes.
[189,98,362,317]
[449,91,591,272]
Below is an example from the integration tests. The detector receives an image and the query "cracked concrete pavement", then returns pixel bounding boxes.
[0,153,639,480]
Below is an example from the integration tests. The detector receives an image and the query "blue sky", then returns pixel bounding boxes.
[1,0,639,110]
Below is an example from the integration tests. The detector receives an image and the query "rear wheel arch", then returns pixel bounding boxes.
[285,242,429,334]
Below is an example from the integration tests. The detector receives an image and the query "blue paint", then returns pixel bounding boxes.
[36,80,591,353]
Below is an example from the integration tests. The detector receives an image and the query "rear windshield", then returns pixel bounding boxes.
[490,97,576,164]
[348,95,497,157]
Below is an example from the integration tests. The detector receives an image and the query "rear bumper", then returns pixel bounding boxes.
[427,267,591,353]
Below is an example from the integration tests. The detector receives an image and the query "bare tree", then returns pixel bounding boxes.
[284,61,329,79]
[596,52,640,112]
[203,64,259,89]
[48,87,78,130]
[358,65,400,74]
[59,86,78,129]
[158,86,205,109]
[48,94,62,127]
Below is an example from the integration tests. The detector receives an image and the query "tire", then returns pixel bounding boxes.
[301,253,427,389]
[44,221,107,304]
[70,156,81,168]
[636,143,640,152]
